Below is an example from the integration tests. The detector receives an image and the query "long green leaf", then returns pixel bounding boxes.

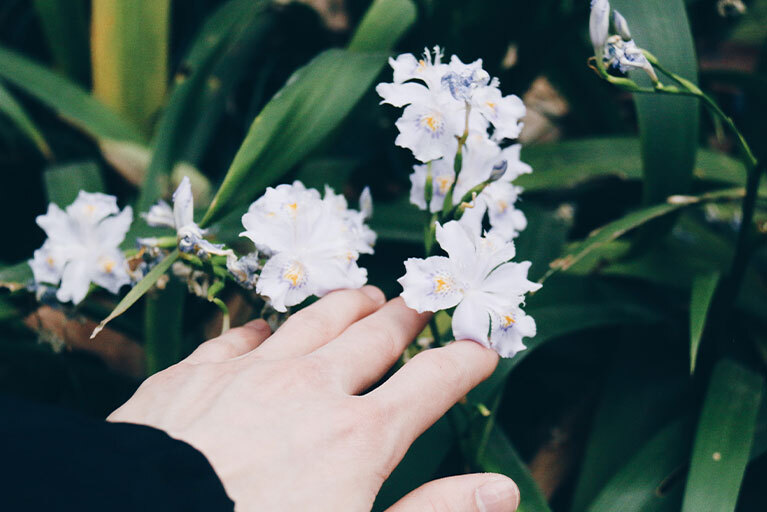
[681,359,764,512]
[91,249,179,339]
[477,425,552,512]
[348,0,416,52]
[200,49,389,225]
[33,0,90,85]
[540,187,747,283]
[518,137,751,193]
[201,0,416,226]
[689,272,720,374]
[0,45,144,143]
[610,0,699,205]
[0,82,51,158]
[43,161,105,207]
[91,0,170,133]
[571,334,692,511]
[586,418,690,512]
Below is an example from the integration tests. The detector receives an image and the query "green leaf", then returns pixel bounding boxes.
[689,272,720,374]
[91,249,179,339]
[32,0,90,85]
[518,137,750,193]
[348,0,416,52]
[200,48,390,226]
[586,418,690,512]
[0,45,145,143]
[477,425,552,512]
[610,0,699,205]
[0,82,52,158]
[201,0,416,226]
[540,187,748,284]
[571,334,692,512]
[43,161,105,207]
[91,0,171,133]
[681,359,765,512]
[144,278,186,375]
[0,261,33,292]
[135,0,273,213]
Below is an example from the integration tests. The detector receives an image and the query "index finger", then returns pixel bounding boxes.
[366,340,498,451]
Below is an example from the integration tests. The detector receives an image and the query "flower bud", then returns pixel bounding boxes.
[589,0,611,55]
[613,10,632,41]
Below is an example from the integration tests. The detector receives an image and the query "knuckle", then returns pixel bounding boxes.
[367,323,400,361]
[290,308,333,339]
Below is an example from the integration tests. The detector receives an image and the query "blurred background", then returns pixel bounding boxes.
[0,0,766,510]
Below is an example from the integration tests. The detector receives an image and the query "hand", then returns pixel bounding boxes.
[108,286,519,511]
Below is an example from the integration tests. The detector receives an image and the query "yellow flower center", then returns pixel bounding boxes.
[102,259,116,273]
[46,257,55,267]
[436,176,454,195]
[283,262,305,287]
[501,314,515,327]
[423,115,438,132]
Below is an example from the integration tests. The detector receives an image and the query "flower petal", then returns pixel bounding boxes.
[95,206,133,248]
[142,200,175,228]
[29,241,65,286]
[398,256,463,313]
[451,295,491,347]
[56,258,92,304]
[490,308,535,358]
[376,82,431,108]
[66,191,119,225]
[172,176,195,229]
[256,253,315,312]
[435,221,476,269]
[91,249,130,294]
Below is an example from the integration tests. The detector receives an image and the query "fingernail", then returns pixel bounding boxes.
[475,478,520,512]
[360,285,386,305]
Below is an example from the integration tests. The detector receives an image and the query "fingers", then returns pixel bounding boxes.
[384,474,519,512]
[253,286,386,359]
[314,297,430,394]
[185,319,271,364]
[369,340,498,448]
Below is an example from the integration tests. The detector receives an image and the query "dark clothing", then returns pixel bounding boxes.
[0,395,234,511]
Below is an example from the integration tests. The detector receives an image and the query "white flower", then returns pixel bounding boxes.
[240,182,373,312]
[30,192,132,304]
[460,181,527,241]
[398,221,540,357]
[377,47,524,162]
[603,36,657,81]
[410,159,456,213]
[143,176,229,258]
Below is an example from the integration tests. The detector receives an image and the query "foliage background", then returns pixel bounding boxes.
[0,0,766,510]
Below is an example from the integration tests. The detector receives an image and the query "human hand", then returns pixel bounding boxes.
[108,286,519,511]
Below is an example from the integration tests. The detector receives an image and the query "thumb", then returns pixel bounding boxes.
[384,473,520,512]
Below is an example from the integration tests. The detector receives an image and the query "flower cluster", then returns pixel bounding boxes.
[399,221,540,358]
[589,0,658,83]
[240,182,374,312]
[29,177,375,315]
[377,47,531,243]
[30,192,132,304]
[378,47,541,358]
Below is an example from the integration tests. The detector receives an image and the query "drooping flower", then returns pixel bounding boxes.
[226,252,261,290]
[142,176,230,258]
[30,192,133,305]
[589,0,658,83]
[398,221,540,357]
[240,182,374,312]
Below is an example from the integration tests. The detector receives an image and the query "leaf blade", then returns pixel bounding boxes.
[681,359,765,512]
[91,249,179,339]
[689,272,720,374]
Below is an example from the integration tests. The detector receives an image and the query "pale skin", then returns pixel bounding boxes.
[109,286,520,512]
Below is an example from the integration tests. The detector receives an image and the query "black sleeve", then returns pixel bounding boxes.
[0,395,234,511]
